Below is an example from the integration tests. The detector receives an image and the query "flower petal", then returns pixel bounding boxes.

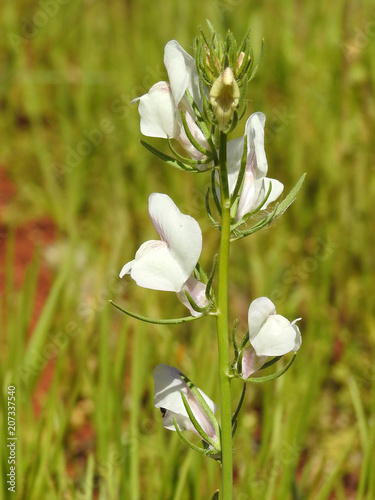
[164,40,202,109]
[259,178,284,209]
[239,177,284,219]
[241,346,269,379]
[251,315,302,356]
[134,81,177,138]
[227,136,245,194]
[235,171,257,219]
[154,364,188,415]
[149,193,202,284]
[248,297,276,338]
[162,410,192,432]
[245,112,268,177]
[122,240,187,291]
[119,258,136,278]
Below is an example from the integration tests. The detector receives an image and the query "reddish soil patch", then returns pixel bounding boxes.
[0,165,56,416]
[1,165,96,484]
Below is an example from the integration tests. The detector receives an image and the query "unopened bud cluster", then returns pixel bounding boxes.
[193,22,263,131]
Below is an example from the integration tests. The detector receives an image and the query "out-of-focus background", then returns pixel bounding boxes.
[1,0,374,499]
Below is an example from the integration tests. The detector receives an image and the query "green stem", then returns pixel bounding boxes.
[216,132,233,499]
[129,322,145,500]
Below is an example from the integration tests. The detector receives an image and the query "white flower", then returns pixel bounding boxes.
[227,112,284,220]
[132,41,210,167]
[248,297,302,357]
[119,193,202,293]
[153,364,218,443]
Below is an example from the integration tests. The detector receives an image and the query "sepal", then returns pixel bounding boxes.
[271,172,306,219]
[205,188,221,230]
[231,382,246,437]
[183,288,212,315]
[180,373,221,447]
[231,319,239,359]
[179,109,212,157]
[166,137,212,169]
[172,417,214,457]
[180,392,220,451]
[204,254,218,303]
[211,169,222,216]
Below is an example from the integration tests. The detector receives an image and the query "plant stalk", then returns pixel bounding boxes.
[216,131,233,499]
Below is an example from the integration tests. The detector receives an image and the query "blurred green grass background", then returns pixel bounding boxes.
[0,0,374,498]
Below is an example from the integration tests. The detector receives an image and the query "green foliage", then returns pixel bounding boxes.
[1,0,374,498]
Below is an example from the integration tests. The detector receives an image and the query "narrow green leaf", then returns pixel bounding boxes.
[231,382,246,434]
[109,300,201,325]
[140,140,200,172]
[238,331,249,351]
[167,136,211,167]
[185,89,212,142]
[248,38,265,82]
[205,254,218,302]
[180,375,221,447]
[180,392,220,451]
[23,253,72,389]
[258,356,282,371]
[211,168,222,216]
[231,319,239,358]
[230,209,274,242]
[172,417,209,456]
[348,377,368,451]
[183,289,210,314]
[194,262,209,284]
[273,173,307,219]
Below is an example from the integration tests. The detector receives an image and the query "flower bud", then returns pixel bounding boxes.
[236,51,246,71]
[210,67,240,130]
